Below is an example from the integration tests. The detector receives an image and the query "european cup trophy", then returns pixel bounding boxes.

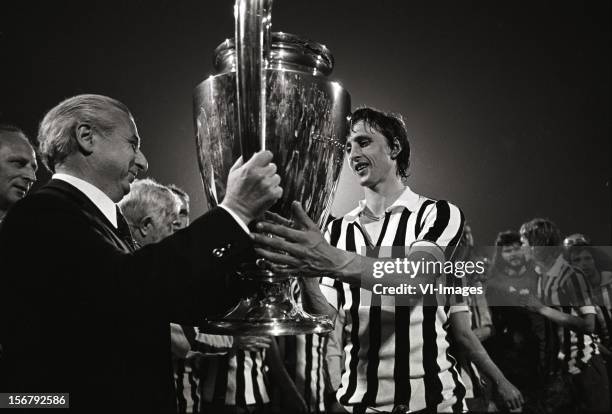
[193,0,351,335]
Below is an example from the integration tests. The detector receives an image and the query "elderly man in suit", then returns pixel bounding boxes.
[119,178,180,247]
[0,94,282,413]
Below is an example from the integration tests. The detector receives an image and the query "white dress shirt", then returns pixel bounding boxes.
[53,173,118,228]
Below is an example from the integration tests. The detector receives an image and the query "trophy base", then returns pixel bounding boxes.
[202,316,333,336]
[201,277,333,336]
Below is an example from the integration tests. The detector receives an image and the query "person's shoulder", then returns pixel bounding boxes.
[412,192,462,215]
[2,182,88,231]
[15,182,78,213]
[325,214,347,240]
[561,261,588,285]
[416,196,464,226]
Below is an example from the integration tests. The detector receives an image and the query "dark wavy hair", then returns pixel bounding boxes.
[349,106,411,179]
[490,230,523,274]
[520,218,562,262]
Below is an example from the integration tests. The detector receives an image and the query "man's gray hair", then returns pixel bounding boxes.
[167,184,190,206]
[38,94,131,171]
[0,124,31,149]
[119,178,180,228]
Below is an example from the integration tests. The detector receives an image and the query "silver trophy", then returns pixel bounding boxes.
[193,0,350,335]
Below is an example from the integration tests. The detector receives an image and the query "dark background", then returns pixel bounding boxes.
[1,0,610,245]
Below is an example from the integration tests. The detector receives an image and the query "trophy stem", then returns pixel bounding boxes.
[234,0,273,160]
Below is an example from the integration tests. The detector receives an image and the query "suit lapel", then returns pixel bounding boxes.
[42,179,133,253]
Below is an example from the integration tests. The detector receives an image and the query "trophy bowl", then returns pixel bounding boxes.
[193,2,350,336]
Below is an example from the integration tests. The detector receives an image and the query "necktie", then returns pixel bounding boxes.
[116,206,137,252]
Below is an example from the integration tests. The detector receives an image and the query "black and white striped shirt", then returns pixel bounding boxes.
[323,186,468,413]
[281,333,328,413]
[198,338,270,408]
[593,271,612,352]
[536,255,598,375]
[280,280,334,413]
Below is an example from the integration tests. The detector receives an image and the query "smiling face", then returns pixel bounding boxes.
[0,132,37,212]
[345,121,398,188]
[91,111,148,202]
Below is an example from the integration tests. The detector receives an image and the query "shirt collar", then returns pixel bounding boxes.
[544,254,567,278]
[345,186,421,223]
[53,173,117,228]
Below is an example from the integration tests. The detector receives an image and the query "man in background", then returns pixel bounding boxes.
[169,183,190,230]
[0,124,37,224]
[520,218,610,413]
[119,178,180,247]
[0,124,37,368]
[486,230,544,413]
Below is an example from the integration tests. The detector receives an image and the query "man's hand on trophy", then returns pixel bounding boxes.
[253,201,354,278]
[221,150,283,226]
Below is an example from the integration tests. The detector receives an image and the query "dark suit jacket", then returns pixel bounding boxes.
[0,179,253,412]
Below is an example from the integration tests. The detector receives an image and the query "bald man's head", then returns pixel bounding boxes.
[0,125,38,216]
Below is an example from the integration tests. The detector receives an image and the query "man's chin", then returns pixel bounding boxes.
[121,181,132,196]
[357,175,373,187]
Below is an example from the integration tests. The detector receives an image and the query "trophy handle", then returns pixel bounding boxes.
[234,0,273,160]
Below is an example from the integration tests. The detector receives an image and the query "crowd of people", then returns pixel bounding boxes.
[0,96,610,414]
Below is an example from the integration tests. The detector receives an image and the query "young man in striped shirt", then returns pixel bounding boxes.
[568,241,612,356]
[567,241,612,404]
[519,218,610,413]
[254,107,522,413]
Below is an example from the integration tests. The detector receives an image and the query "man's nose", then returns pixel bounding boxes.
[350,147,363,161]
[24,166,37,184]
[135,149,148,173]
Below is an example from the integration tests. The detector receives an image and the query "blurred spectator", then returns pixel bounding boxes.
[486,230,545,413]
[520,218,610,413]
[568,241,612,391]
[168,184,190,230]
[0,124,37,224]
[118,178,180,247]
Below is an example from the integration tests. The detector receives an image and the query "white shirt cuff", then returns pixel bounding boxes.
[409,240,446,263]
[449,305,470,314]
[219,204,250,235]
[578,305,596,315]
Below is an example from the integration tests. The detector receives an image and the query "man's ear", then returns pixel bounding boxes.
[75,123,95,155]
[390,137,402,160]
[137,216,154,237]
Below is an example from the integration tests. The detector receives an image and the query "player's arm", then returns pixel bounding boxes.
[253,201,464,292]
[450,310,523,411]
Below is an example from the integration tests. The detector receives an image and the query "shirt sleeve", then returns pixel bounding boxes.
[413,201,467,307]
[560,268,594,308]
[192,332,234,355]
[412,200,465,262]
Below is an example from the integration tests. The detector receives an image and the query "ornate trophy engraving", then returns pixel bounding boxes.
[193,0,350,335]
